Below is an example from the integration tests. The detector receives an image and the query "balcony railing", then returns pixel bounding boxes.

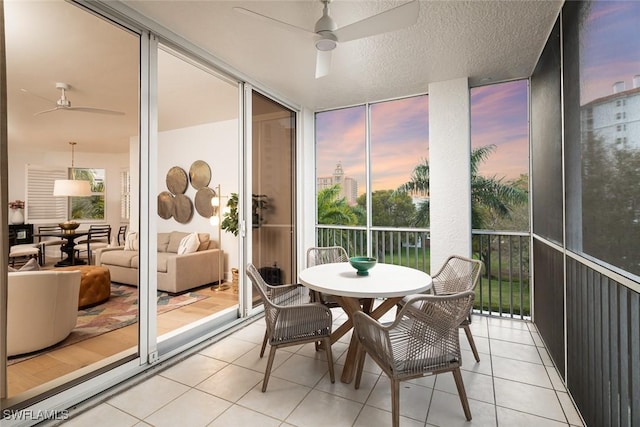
[316,225,530,319]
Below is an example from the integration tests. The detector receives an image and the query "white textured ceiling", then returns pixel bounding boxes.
[5,0,563,154]
[123,0,563,110]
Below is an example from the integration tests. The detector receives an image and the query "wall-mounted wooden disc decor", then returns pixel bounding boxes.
[173,194,194,224]
[158,191,174,219]
[189,160,211,190]
[166,166,188,195]
[195,187,216,218]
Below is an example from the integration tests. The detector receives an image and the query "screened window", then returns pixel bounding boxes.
[315,106,366,226]
[470,80,530,231]
[565,0,640,277]
[70,168,105,221]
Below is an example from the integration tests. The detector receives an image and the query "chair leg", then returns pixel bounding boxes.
[262,345,277,392]
[260,330,268,357]
[323,337,335,384]
[390,378,400,427]
[452,368,472,421]
[463,324,480,362]
[354,344,366,389]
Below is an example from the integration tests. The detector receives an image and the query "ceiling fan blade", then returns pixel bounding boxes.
[20,88,56,105]
[34,106,124,116]
[68,106,125,116]
[33,107,60,116]
[233,7,316,38]
[315,50,332,79]
[334,0,419,43]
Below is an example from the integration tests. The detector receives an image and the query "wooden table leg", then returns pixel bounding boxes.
[334,296,402,383]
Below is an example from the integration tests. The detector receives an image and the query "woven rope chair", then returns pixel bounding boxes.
[353,291,476,426]
[247,263,335,391]
[306,246,373,311]
[399,255,483,362]
[306,246,349,308]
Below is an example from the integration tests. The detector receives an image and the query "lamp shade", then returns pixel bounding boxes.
[53,179,92,197]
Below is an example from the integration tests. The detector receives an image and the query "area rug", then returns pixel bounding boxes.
[8,284,209,364]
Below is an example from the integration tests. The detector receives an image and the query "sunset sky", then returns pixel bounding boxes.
[316,1,638,196]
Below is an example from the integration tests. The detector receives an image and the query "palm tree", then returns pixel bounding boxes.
[317,184,357,225]
[398,145,527,229]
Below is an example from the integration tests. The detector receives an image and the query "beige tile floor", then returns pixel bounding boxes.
[57,308,585,427]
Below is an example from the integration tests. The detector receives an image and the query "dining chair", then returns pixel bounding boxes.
[8,229,41,267]
[306,246,350,308]
[398,255,484,362]
[37,225,64,265]
[117,225,128,246]
[353,290,476,426]
[76,225,111,264]
[306,245,376,322]
[246,263,335,391]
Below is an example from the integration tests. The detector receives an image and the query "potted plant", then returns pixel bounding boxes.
[221,193,239,236]
[221,193,269,293]
[221,193,269,235]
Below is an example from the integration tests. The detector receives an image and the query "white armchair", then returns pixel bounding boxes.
[7,270,81,356]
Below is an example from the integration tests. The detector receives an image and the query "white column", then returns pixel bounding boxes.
[428,78,472,272]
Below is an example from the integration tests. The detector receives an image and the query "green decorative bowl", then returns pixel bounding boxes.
[349,256,377,276]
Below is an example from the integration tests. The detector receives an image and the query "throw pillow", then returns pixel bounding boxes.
[8,266,17,272]
[197,233,210,251]
[177,232,200,255]
[124,232,138,251]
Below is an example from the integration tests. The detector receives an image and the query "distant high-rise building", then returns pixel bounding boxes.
[581,75,640,149]
[317,162,359,205]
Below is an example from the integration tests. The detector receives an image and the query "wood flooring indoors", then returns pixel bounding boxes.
[6,261,239,397]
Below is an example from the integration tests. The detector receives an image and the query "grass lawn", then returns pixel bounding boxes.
[380,250,531,317]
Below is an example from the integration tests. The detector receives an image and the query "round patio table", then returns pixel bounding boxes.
[299,262,432,383]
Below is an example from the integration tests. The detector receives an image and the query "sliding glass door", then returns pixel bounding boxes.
[249,92,297,299]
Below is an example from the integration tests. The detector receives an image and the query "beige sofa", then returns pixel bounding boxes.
[8,270,81,356]
[95,231,222,294]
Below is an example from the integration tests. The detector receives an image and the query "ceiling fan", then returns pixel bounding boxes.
[234,0,419,78]
[22,82,125,116]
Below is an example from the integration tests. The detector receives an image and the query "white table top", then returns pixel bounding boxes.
[299,262,432,299]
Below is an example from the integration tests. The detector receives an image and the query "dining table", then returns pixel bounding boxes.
[34,230,89,267]
[299,262,432,383]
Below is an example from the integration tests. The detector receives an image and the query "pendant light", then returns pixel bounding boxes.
[53,141,91,197]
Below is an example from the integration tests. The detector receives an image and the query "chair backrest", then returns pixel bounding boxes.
[117,225,128,246]
[37,225,63,242]
[395,291,476,368]
[88,225,111,242]
[431,255,483,295]
[246,263,280,328]
[307,246,349,267]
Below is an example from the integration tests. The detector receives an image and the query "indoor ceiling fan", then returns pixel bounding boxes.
[234,0,419,78]
[22,82,125,116]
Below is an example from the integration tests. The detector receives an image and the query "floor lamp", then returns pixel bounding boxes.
[210,185,229,291]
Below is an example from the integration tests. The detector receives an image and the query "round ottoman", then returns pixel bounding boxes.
[55,265,111,308]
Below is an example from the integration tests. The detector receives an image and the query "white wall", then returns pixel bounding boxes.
[156,119,239,279]
[428,77,472,272]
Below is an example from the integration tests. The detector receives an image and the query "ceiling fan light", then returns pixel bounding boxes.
[316,37,337,51]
